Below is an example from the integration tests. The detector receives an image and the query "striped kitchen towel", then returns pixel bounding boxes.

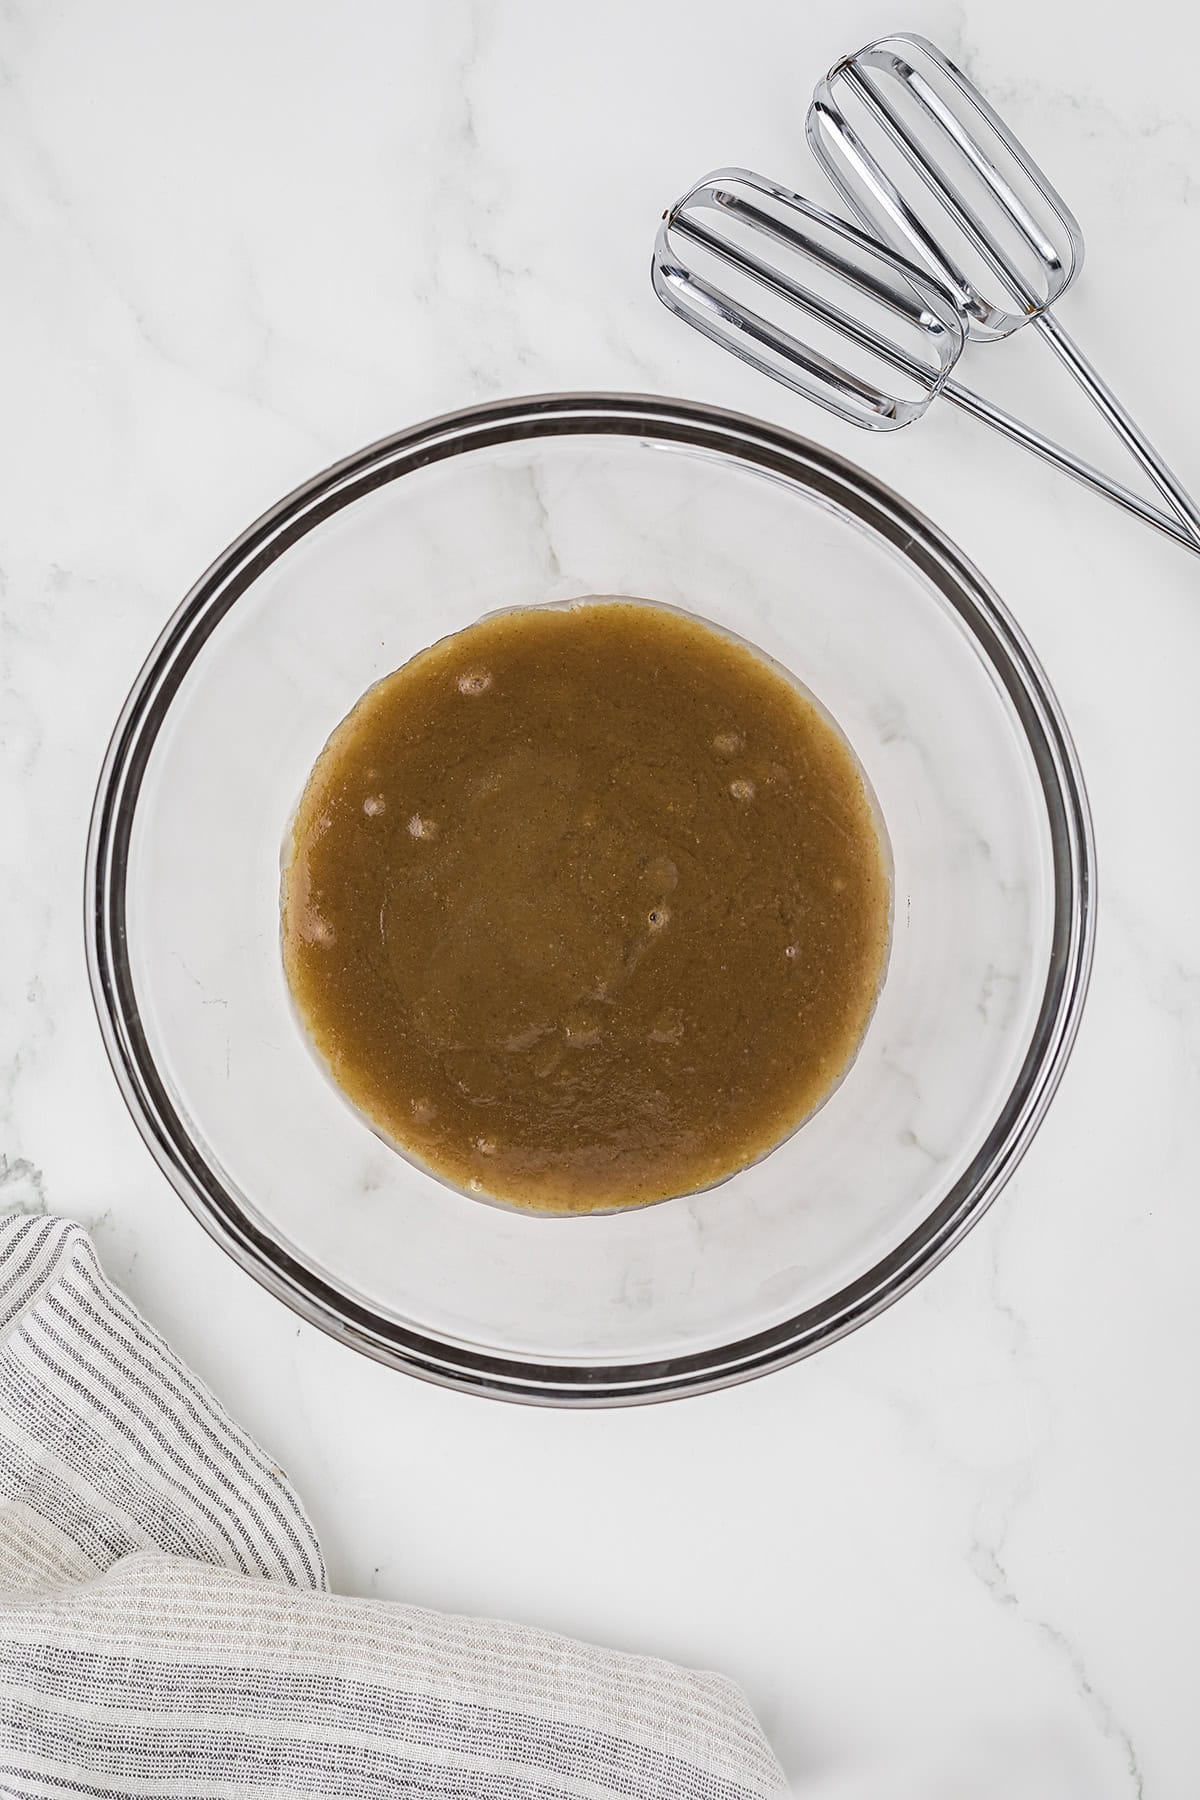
[0,1214,787,1798]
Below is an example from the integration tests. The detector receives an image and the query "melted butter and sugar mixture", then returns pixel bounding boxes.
[283,601,890,1214]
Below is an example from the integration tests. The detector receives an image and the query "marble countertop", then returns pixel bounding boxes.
[4,2,1198,1792]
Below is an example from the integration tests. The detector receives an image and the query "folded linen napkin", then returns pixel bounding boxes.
[0,1214,787,1798]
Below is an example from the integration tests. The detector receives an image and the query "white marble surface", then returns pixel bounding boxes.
[2,2,1198,1792]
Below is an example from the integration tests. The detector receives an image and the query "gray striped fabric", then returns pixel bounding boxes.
[0,1216,787,1798]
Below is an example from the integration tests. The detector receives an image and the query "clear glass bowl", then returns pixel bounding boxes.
[87,395,1094,1405]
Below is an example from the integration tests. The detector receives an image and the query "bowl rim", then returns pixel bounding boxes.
[85,391,1096,1406]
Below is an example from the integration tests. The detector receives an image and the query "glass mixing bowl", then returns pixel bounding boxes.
[87,394,1094,1405]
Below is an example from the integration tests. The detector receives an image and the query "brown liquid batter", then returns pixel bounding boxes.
[282,601,889,1214]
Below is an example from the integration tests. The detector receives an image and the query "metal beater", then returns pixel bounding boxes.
[807,33,1200,548]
